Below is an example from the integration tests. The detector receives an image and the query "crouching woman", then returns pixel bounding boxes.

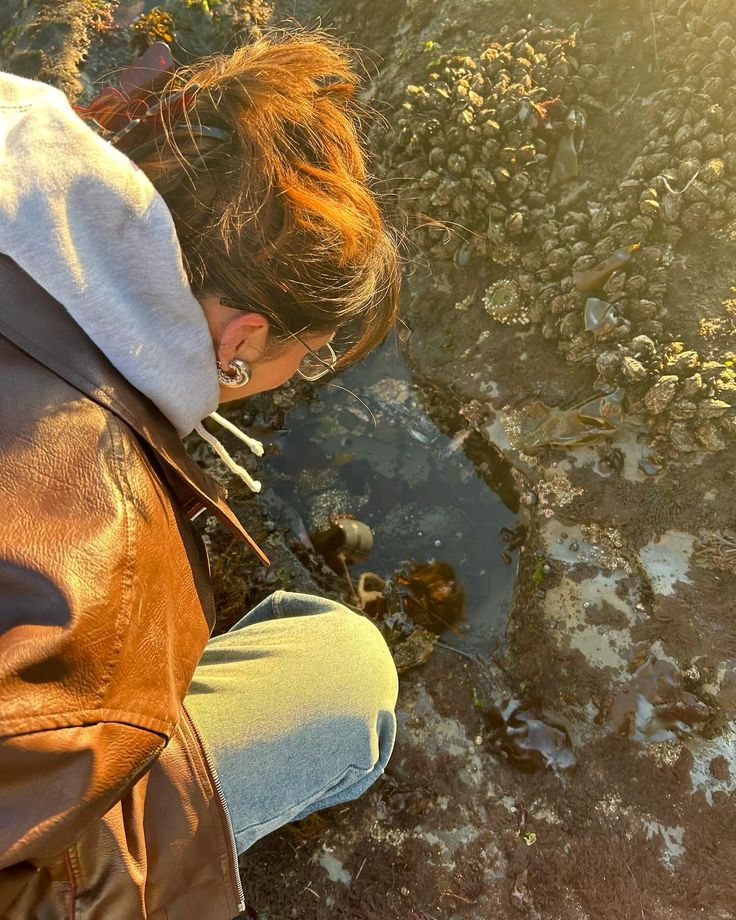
[0,32,399,919]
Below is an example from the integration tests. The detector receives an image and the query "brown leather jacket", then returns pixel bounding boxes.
[0,256,268,919]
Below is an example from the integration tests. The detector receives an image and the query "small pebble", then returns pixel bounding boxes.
[543,563,552,574]
[569,539,580,551]
[434,539,442,547]
[263,520,277,533]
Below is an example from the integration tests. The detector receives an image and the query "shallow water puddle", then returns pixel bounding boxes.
[265,342,519,651]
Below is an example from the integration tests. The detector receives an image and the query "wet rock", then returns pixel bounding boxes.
[0,0,112,100]
[390,628,438,673]
[710,755,731,781]
[304,488,364,532]
[596,349,622,382]
[699,397,732,417]
[693,529,736,574]
[669,399,698,420]
[630,334,657,358]
[680,373,704,398]
[272,386,298,411]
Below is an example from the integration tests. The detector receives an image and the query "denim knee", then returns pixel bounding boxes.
[271,590,399,728]
[187,591,399,852]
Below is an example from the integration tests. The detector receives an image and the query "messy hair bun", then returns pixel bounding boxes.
[134,30,400,367]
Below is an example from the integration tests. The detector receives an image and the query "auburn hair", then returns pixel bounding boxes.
[134,31,400,367]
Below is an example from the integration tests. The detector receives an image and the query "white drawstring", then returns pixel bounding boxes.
[208,411,264,456]
[194,412,264,494]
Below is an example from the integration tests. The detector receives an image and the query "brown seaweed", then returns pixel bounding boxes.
[395,561,466,634]
[483,698,577,772]
[356,560,466,635]
[611,655,709,741]
[549,109,586,186]
[516,389,625,451]
[573,244,640,292]
[584,297,620,337]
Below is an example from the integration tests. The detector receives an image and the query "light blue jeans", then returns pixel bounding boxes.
[184,591,399,855]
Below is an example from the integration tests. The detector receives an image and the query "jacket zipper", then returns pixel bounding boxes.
[183,707,245,913]
[64,851,77,920]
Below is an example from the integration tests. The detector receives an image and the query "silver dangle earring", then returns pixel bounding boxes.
[217,358,252,388]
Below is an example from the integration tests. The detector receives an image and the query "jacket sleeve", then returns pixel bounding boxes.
[0,377,212,867]
[0,722,165,865]
[0,544,169,865]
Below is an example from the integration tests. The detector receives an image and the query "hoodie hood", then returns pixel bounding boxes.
[0,70,220,437]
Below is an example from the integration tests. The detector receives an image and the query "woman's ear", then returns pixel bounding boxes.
[217,311,270,366]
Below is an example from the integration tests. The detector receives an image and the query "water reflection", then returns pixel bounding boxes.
[263,341,519,651]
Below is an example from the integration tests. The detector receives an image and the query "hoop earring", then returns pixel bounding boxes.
[217,358,252,388]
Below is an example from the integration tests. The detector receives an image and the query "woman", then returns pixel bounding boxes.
[0,32,400,919]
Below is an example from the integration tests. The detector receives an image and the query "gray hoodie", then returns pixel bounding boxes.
[0,70,220,438]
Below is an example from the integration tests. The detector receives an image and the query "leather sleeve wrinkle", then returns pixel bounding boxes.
[0,560,71,633]
[0,396,187,738]
[88,409,130,708]
[0,721,166,867]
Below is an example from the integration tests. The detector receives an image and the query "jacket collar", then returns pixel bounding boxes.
[0,255,269,565]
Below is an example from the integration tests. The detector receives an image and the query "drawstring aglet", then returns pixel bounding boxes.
[208,411,264,457]
[194,422,262,493]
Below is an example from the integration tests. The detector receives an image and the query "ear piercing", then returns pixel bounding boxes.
[216,358,252,387]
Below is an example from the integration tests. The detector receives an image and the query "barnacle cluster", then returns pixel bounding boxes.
[542,0,736,457]
[130,8,176,50]
[380,0,736,459]
[129,0,272,58]
[375,22,606,331]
